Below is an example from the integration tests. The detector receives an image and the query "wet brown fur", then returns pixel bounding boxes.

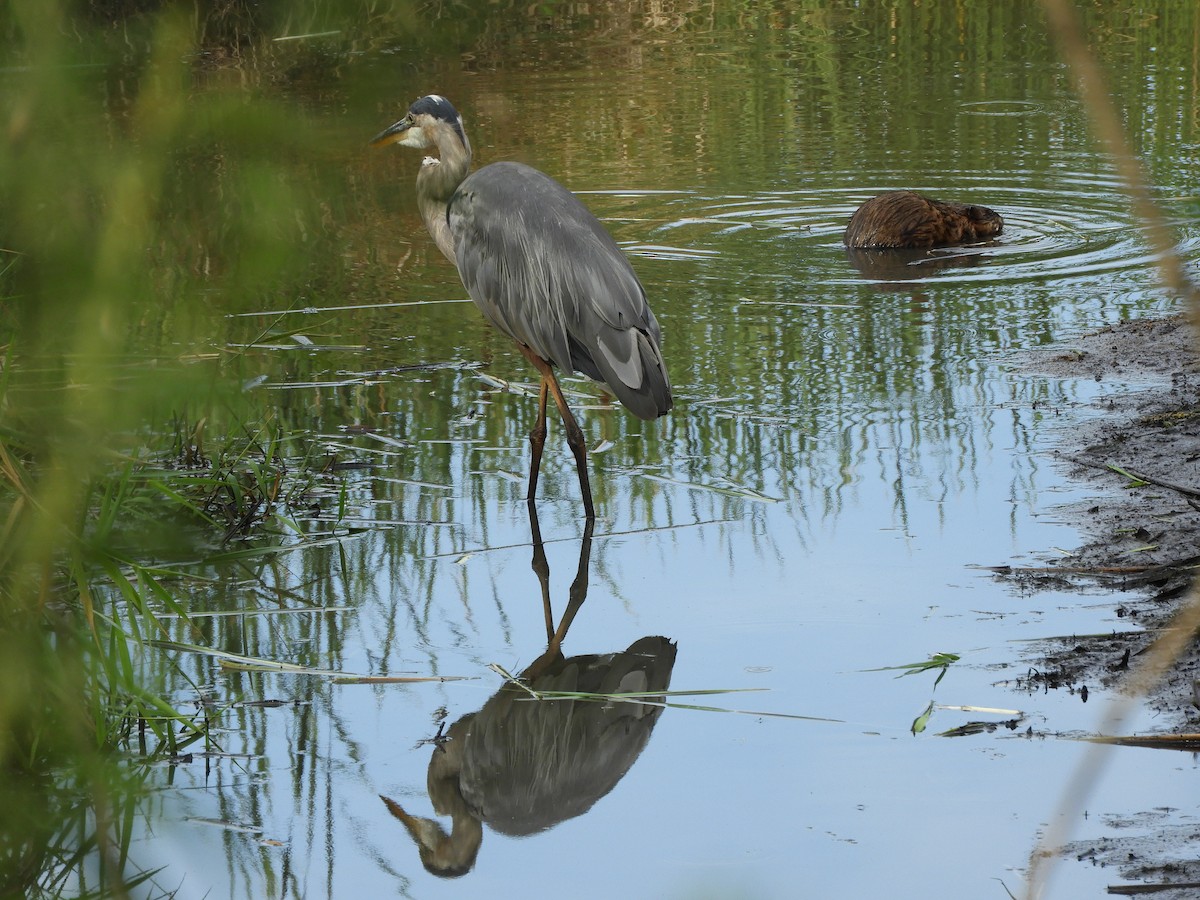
[843,190,1003,249]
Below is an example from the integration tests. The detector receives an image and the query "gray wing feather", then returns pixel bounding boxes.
[448,162,672,420]
[456,636,676,835]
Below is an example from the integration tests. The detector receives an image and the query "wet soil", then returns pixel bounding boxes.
[1004,314,1200,892]
[1007,314,1200,722]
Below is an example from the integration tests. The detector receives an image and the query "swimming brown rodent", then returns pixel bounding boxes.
[843,191,1003,249]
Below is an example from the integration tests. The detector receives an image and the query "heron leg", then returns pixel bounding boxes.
[526,500,555,643]
[545,374,595,519]
[523,503,595,681]
[548,515,594,654]
[517,348,596,519]
[526,377,549,503]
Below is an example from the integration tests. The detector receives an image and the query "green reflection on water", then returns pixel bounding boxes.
[2,0,1199,896]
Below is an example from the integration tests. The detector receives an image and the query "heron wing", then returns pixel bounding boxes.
[457,636,676,835]
[449,162,672,420]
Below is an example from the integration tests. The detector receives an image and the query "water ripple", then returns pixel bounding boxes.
[649,173,1192,287]
[959,100,1045,117]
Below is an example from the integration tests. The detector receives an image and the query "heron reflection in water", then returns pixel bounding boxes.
[380,505,676,877]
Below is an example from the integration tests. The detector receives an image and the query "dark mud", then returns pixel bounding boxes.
[1008,315,1200,723]
[1005,315,1200,893]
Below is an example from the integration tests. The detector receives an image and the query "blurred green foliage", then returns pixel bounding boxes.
[0,1,420,893]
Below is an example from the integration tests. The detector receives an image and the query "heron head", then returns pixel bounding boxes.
[379,794,481,878]
[371,94,469,154]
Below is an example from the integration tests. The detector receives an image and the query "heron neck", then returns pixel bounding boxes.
[416,131,472,264]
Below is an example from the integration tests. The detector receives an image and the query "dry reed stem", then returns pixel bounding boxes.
[1025,1,1200,897]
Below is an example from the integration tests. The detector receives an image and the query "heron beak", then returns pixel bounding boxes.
[380,795,444,849]
[380,795,418,828]
[370,116,412,147]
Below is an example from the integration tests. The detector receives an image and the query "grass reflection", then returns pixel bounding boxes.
[0,1,406,893]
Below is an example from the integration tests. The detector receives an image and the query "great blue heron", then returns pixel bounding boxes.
[371,95,673,519]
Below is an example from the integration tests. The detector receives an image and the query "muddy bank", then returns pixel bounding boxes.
[1004,314,1200,893]
[1005,314,1200,724]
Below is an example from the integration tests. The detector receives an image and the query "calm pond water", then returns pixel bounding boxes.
[33,2,1200,897]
